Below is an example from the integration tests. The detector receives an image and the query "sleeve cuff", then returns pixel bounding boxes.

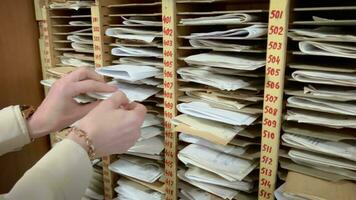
[0,105,31,156]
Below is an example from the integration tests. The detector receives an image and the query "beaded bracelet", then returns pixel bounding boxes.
[69,127,96,159]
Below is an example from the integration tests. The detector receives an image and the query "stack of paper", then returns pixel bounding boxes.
[186,25,267,39]
[60,57,94,68]
[121,16,162,26]
[114,178,163,200]
[106,27,161,43]
[289,27,356,41]
[298,41,356,59]
[180,13,259,25]
[49,1,93,10]
[67,35,93,44]
[189,39,263,51]
[292,70,356,87]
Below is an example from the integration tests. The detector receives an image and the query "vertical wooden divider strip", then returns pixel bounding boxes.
[91,4,116,200]
[162,0,178,200]
[258,1,290,199]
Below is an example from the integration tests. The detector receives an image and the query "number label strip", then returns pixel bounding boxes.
[258,1,290,200]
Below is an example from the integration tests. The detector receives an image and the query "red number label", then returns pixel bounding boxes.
[259,189,271,199]
[263,118,277,128]
[267,55,281,64]
[266,67,280,76]
[268,41,282,50]
[264,105,278,116]
[270,10,284,19]
[266,81,280,89]
[265,94,278,103]
[261,156,273,165]
[263,130,275,139]
[262,144,272,153]
[261,167,273,176]
[269,25,283,35]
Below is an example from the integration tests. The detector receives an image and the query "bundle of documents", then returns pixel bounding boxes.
[111,46,162,57]
[186,25,267,39]
[49,1,93,10]
[189,39,263,51]
[71,42,93,53]
[69,21,91,26]
[95,64,161,81]
[184,52,265,70]
[177,102,258,126]
[109,156,163,183]
[178,144,258,182]
[292,70,356,87]
[115,57,163,68]
[289,27,356,41]
[106,27,161,43]
[60,57,94,68]
[298,41,356,59]
[121,16,162,26]
[177,67,254,91]
[67,35,93,44]
[87,80,161,102]
[114,178,163,200]
[180,13,259,25]
[303,85,356,101]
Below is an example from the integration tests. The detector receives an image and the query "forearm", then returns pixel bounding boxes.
[5,139,92,200]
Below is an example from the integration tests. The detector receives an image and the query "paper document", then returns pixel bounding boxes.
[67,35,93,44]
[177,102,258,126]
[122,16,162,26]
[109,157,162,183]
[129,136,164,155]
[288,149,356,171]
[60,57,94,68]
[287,96,356,116]
[49,1,93,10]
[184,52,265,70]
[142,113,161,128]
[189,39,263,51]
[178,144,258,181]
[95,64,161,81]
[111,46,162,57]
[187,25,267,39]
[177,67,253,91]
[180,13,258,25]
[179,182,223,200]
[289,27,356,41]
[106,27,161,43]
[71,43,93,53]
[115,178,163,200]
[172,114,244,145]
[185,167,253,192]
[116,57,163,68]
[292,70,356,87]
[299,41,356,59]
[69,21,91,26]
[179,133,247,156]
[304,85,356,101]
[139,126,162,141]
[286,109,356,129]
[40,79,56,87]
[282,133,356,161]
[87,81,161,102]
[178,169,237,200]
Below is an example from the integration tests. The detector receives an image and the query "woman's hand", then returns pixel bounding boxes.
[28,68,117,139]
[67,92,147,157]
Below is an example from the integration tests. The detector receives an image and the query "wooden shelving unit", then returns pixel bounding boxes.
[39,0,356,199]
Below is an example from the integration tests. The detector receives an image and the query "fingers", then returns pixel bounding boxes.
[125,102,147,123]
[71,80,117,97]
[67,67,105,82]
[101,91,130,109]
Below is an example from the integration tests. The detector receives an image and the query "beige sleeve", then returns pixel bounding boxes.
[4,139,93,200]
[0,105,32,156]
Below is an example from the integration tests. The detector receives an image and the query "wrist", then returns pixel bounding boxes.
[27,116,50,139]
[67,131,90,153]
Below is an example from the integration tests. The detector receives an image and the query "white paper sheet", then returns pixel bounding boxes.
[129,136,164,155]
[286,109,356,129]
[185,167,253,192]
[288,149,356,171]
[178,144,258,181]
[187,24,267,39]
[287,96,356,116]
[87,81,161,102]
[105,27,161,43]
[177,102,258,126]
[71,43,93,53]
[304,85,356,101]
[111,46,162,57]
[184,52,265,70]
[117,57,163,68]
[178,169,237,200]
[179,133,247,156]
[139,126,162,141]
[189,39,261,51]
[177,67,253,91]
[95,64,161,81]
[180,13,258,25]
[109,157,163,183]
[179,182,220,200]
[122,16,162,26]
[49,1,93,10]
[142,113,161,128]
[114,178,163,200]
[289,27,356,41]
[299,41,356,59]
[282,133,356,161]
[69,21,91,26]
[60,57,94,68]
[67,35,93,44]
[292,70,356,87]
